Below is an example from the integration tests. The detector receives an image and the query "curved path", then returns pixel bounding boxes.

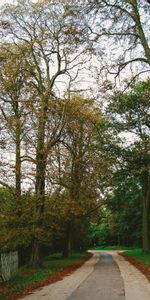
[67,252,125,300]
[20,251,150,300]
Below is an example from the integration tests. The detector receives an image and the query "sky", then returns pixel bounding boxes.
[0,0,16,4]
[0,0,149,98]
[1,0,17,3]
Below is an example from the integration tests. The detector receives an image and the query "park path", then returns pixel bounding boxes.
[20,251,150,300]
[66,252,125,300]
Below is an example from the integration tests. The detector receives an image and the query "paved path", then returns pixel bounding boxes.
[20,251,150,300]
[67,252,125,300]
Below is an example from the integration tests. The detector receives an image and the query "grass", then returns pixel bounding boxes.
[0,251,87,300]
[123,248,150,268]
[92,245,132,251]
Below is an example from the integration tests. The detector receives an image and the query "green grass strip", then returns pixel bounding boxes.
[0,252,86,300]
[93,245,132,250]
[123,248,150,268]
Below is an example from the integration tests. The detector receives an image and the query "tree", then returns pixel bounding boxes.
[106,170,143,247]
[0,187,34,254]
[46,95,110,257]
[108,79,150,251]
[0,43,33,212]
[86,0,150,82]
[0,0,89,266]
[88,206,113,247]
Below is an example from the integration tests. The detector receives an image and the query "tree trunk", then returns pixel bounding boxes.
[62,222,72,258]
[15,120,21,214]
[117,234,121,246]
[142,201,150,252]
[30,151,47,266]
[142,167,150,253]
[30,99,47,267]
[30,237,43,267]
[134,0,150,65]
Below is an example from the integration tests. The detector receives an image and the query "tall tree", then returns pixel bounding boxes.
[0,0,88,266]
[108,79,150,251]
[47,95,111,257]
[106,170,143,247]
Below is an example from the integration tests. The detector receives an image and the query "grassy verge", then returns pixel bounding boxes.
[123,248,150,268]
[0,251,89,300]
[92,245,132,251]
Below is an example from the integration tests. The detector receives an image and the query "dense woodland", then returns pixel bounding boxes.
[0,0,149,267]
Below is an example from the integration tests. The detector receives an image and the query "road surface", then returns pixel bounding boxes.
[20,251,150,300]
[67,252,125,300]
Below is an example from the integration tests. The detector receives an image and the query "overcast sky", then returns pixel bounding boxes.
[0,0,148,90]
[1,0,15,3]
[0,0,17,5]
